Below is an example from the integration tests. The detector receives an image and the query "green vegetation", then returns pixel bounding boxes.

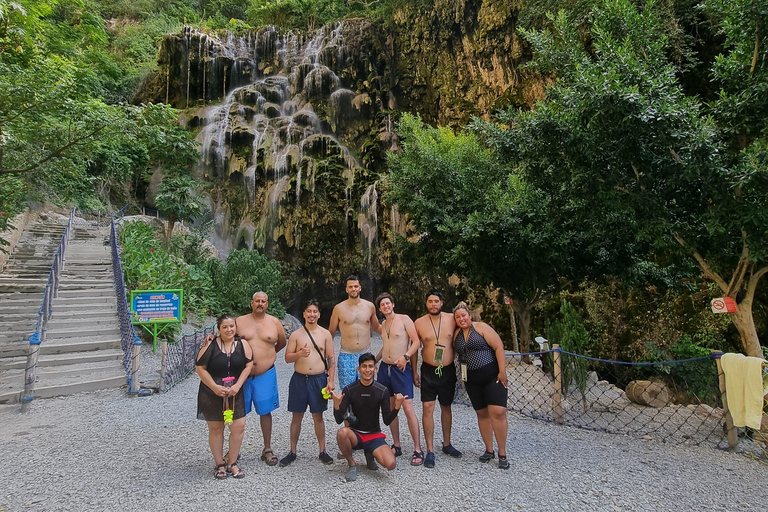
[546,300,591,406]
[118,220,289,324]
[388,0,768,360]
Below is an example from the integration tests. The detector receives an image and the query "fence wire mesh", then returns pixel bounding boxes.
[162,326,214,393]
[455,349,727,447]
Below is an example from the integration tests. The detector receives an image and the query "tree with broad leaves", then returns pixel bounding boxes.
[154,175,206,244]
[386,113,619,353]
[475,0,768,357]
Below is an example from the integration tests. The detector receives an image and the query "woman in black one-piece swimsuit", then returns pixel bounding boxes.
[196,314,253,479]
[452,302,510,469]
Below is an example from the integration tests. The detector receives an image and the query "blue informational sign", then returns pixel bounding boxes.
[130,289,183,324]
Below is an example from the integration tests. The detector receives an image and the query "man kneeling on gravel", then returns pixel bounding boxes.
[331,353,405,482]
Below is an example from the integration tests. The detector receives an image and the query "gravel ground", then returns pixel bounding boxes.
[2,333,768,512]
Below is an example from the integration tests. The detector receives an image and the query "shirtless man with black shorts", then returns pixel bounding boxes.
[331,353,405,482]
[237,291,287,466]
[328,276,381,390]
[280,299,335,467]
[413,290,462,468]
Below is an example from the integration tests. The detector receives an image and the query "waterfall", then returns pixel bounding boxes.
[178,20,389,260]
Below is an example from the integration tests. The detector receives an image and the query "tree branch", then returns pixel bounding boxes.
[673,232,729,291]
[751,27,760,74]
[0,124,108,176]
[725,230,750,296]
[745,264,768,303]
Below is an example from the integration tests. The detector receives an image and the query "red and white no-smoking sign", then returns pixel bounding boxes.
[711,297,737,314]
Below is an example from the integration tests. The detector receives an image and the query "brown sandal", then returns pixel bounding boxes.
[260,449,278,466]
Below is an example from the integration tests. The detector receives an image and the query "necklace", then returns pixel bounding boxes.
[384,317,393,340]
[429,314,441,341]
[220,337,235,376]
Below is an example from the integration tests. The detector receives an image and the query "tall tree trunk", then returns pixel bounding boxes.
[729,298,762,358]
[507,306,519,353]
[165,213,177,247]
[511,300,535,354]
[675,233,766,358]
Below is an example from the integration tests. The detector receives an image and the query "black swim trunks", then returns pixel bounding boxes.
[465,361,507,410]
[420,361,457,407]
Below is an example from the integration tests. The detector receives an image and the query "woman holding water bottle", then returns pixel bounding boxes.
[196,313,253,479]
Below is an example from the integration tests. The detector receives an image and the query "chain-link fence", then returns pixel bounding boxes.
[161,325,215,393]
[455,348,726,447]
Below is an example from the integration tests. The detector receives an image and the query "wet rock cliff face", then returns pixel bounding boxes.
[136,4,536,307]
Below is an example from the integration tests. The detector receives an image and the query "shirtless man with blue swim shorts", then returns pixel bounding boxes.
[328,276,380,391]
[375,292,424,466]
[237,291,287,466]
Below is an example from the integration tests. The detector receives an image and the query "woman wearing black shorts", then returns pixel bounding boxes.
[452,302,509,469]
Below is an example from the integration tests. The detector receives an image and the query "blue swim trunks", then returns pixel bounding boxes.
[244,365,279,415]
[377,362,414,398]
[338,353,360,390]
[287,371,328,414]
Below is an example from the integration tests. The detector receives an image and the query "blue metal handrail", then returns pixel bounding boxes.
[110,216,142,393]
[21,207,76,411]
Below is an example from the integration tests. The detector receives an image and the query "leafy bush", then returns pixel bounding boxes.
[546,300,591,407]
[213,249,290,317]
[118,221,290,326]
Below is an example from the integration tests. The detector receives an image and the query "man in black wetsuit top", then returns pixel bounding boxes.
[331,352,405,482]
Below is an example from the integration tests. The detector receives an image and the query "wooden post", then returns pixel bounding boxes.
[713,351,738,450]
[131,341,141,393]
[553,343,563,424]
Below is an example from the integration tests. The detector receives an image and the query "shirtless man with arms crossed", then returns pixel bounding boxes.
[280,299,335,466]
[328,275,381,391]
[375,292,424,466]
[413,290,462,468]
[238,291,287,466]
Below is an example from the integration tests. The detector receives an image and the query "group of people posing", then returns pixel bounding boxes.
[195,276,510,482]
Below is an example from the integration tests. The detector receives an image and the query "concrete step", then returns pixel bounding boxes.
[0,360,123,386]
[0,362,126,404]
[0,348,123,369]
[34,373,126,400]
[45,325,121,338]
[54,289,117,298]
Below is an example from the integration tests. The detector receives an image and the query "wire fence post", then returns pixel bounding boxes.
[553,344,563,424]
[161,339,169,387]
[713,351,738,450]
[131,337,141,393]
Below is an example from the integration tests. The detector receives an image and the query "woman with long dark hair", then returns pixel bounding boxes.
[196,314,253,479]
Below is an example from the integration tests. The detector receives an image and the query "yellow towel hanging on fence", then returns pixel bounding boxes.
[720,353,766,430]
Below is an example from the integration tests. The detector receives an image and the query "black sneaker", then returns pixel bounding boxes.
[318,451,334,465]
[498,455,510,469]
[279,452,297,467]
[442,443,463,458]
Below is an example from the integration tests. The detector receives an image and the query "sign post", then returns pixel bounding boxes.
[130,289,183,352]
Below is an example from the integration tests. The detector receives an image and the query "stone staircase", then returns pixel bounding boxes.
[0,216,126,404]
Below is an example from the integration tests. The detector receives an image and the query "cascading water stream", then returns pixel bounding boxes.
[171,19,393,263]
